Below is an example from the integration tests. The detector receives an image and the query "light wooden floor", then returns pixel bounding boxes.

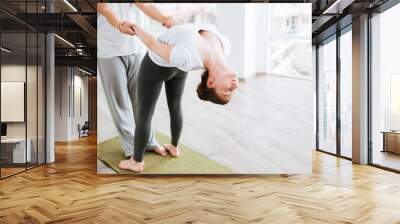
[1,164,44,178]
[373,151,400,171]
[0,167,25,178]
[1,135,400,223]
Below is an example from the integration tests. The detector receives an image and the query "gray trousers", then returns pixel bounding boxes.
[98,54,159,157]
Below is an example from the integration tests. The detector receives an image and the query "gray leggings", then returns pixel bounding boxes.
[133,54,188,162]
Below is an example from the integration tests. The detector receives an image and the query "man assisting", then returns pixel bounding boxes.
[97,3,174,159]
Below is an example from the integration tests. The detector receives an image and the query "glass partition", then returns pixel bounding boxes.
[339,29,352,158]
[1,30,28,178]
[317,37,337,154]
[0,0,46,179]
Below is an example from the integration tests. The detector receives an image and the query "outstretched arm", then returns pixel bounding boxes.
[97,3,135,35]
[131,24,175,62]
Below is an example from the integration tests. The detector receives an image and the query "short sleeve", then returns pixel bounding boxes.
[169,44,199,69]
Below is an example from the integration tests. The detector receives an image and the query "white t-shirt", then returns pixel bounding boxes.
[148,23,231,72]
[97,3,145,58]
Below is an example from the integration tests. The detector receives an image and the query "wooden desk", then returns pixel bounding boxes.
[382,131,400,154]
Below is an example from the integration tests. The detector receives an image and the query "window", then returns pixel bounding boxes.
[268,4,311,79]
[340,29,352,158]
[145,4,217,35]
[317,37,337,154]
[390,74,400,130]
[371,3,400,171]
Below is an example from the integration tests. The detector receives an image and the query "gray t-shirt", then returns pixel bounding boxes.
[148,23,231,72]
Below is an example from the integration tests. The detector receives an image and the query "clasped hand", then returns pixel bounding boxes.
[117,21,137,36]
[118,17,175,36]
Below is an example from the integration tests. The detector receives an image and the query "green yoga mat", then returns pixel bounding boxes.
[97,132,232,174]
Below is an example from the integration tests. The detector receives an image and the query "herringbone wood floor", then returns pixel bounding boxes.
[1,135,400,224]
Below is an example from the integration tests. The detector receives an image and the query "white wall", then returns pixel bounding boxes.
[1,64,46,163]
[1,66,26,132]
[256,4,269,73]
[55,66,69,141]
[71,74,89,138]
[1,65,35,138]
[243,4,258,77]
[54,67,89,141]
[216,4,269,81]
[216,4,245,79]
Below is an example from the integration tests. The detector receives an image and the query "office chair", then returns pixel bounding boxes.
[79,121,90,138]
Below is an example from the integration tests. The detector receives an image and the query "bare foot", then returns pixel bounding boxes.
[164,144,180,157]
[148,145,167,157]
[118,157,144,173]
